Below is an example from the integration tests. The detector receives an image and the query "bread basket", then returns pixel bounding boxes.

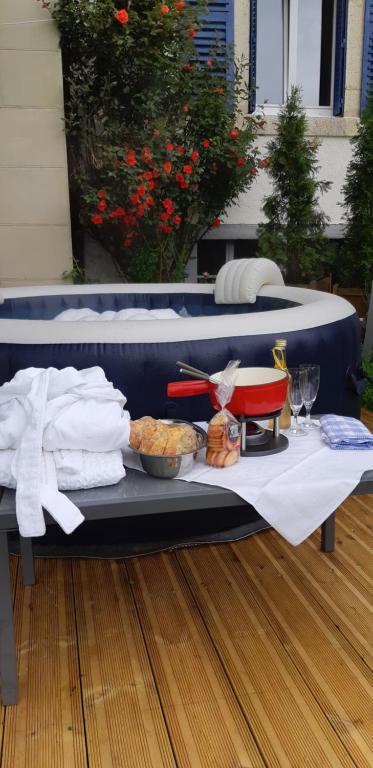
[131,419,207,478]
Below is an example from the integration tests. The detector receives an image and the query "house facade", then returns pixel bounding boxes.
[0,1,372,286]
[195,0,373,278]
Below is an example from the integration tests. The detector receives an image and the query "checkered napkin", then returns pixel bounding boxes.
[320,414,373,450]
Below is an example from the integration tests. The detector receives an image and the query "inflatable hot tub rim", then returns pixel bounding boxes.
[0,282,357,345]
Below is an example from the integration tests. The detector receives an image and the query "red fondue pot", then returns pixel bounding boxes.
[167,367,288,417]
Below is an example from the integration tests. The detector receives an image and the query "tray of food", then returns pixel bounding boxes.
[129,417,207,478]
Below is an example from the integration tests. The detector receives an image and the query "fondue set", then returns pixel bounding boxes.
[167,364,289,456]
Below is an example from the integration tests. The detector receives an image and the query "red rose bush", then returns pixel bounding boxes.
[52,0,261,281]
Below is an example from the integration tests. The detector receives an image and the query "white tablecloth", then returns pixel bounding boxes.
[123,422,373,546]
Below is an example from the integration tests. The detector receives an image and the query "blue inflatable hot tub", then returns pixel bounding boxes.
[0,280,361,420]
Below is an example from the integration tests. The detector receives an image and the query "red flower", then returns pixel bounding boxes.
[173,215,182,225]
[144,171,153,181]
[109,207,125,219]
[162,198,174,209]
[161,4,169,13]
[229,129,239,138]
[215,86,224,95]
[159,224,173,234]
[148,180,156,191]
[183,164,193,175]
[130,192,140,205]
[97,199,107,211]
[187,28,196,38]
[236,157,245,167]
[160,211,170,221]
[250,166,258,175]
[182,104,190,113]
[125,150,137,166]
[258,157,270,169]
[176,146,185,155]
[206,59,214,67]
[212,218,221,228]
[166,143,174,151]
[201,139,210,148]
[175,173,184,184]
[124,213,136,226]
[183,64,192,72]
[152,169,160,178]
[174,0,185,8]
[97,189,107,198]
[123,239,133,247]
[145,196,154,206]
[137,186,146,197]
[163,161,172,174]
[115,9,129,24]
[180,180,189,189]
[137,204,146,217]
[91,214,103,225]
[190,150,199,162]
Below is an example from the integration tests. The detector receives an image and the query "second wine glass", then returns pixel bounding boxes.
[300,364,320,430]
[288,368,307,436]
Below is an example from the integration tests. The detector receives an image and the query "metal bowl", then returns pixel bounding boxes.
[132,420,207,479]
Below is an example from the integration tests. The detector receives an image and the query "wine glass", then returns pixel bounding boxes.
[299,364,320,430]
[288,368,307,436]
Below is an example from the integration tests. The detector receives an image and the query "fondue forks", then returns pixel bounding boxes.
[176,361,211,380]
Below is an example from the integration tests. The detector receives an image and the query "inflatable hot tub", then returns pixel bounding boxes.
[0,261,361,421]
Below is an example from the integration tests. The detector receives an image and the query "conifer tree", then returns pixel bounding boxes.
[257,86,331,283]
[341,90,373,289]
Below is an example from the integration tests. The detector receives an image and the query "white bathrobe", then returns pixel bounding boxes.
[0,367,130,537]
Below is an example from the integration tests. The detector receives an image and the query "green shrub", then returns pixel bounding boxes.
[257,87,331,283]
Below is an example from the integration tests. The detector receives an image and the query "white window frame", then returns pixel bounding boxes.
[258,0,337,116]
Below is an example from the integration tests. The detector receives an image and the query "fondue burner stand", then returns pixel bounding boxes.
[239,410,289,457]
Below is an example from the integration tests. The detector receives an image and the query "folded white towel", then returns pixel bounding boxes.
[0,449,125,492]
[0,366,130,536]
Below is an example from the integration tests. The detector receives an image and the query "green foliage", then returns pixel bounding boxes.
[340,90,373,290]
[61,258,85,284]
[257,87,331,283]
[51,0,260,281]
[362,354,373,412]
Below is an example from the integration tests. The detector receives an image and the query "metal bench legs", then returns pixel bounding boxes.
[0,532,18,705]
[20,536,35,586]
[321,512,335,552]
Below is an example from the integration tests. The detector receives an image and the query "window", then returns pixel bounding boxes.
[249,0,348,116]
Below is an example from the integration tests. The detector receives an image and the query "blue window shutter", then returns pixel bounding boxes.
[189,1,233,67]
[361,0,373,113]
[248,0,257,113]
[333,0,348,116]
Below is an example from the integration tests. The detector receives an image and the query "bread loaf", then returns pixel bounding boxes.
[129,418,198,456]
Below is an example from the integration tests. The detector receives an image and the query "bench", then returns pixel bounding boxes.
[1,467,373,706]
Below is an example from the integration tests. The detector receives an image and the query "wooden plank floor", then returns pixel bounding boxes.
[1,442,373,765]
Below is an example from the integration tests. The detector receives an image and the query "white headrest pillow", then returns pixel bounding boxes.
[214,258,284,304]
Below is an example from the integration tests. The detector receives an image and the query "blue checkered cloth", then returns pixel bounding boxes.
[320,414,373,450]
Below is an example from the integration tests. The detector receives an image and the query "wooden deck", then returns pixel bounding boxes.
[1,429,373,766]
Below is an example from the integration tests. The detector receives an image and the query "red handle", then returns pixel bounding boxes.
[167,380,210,398]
